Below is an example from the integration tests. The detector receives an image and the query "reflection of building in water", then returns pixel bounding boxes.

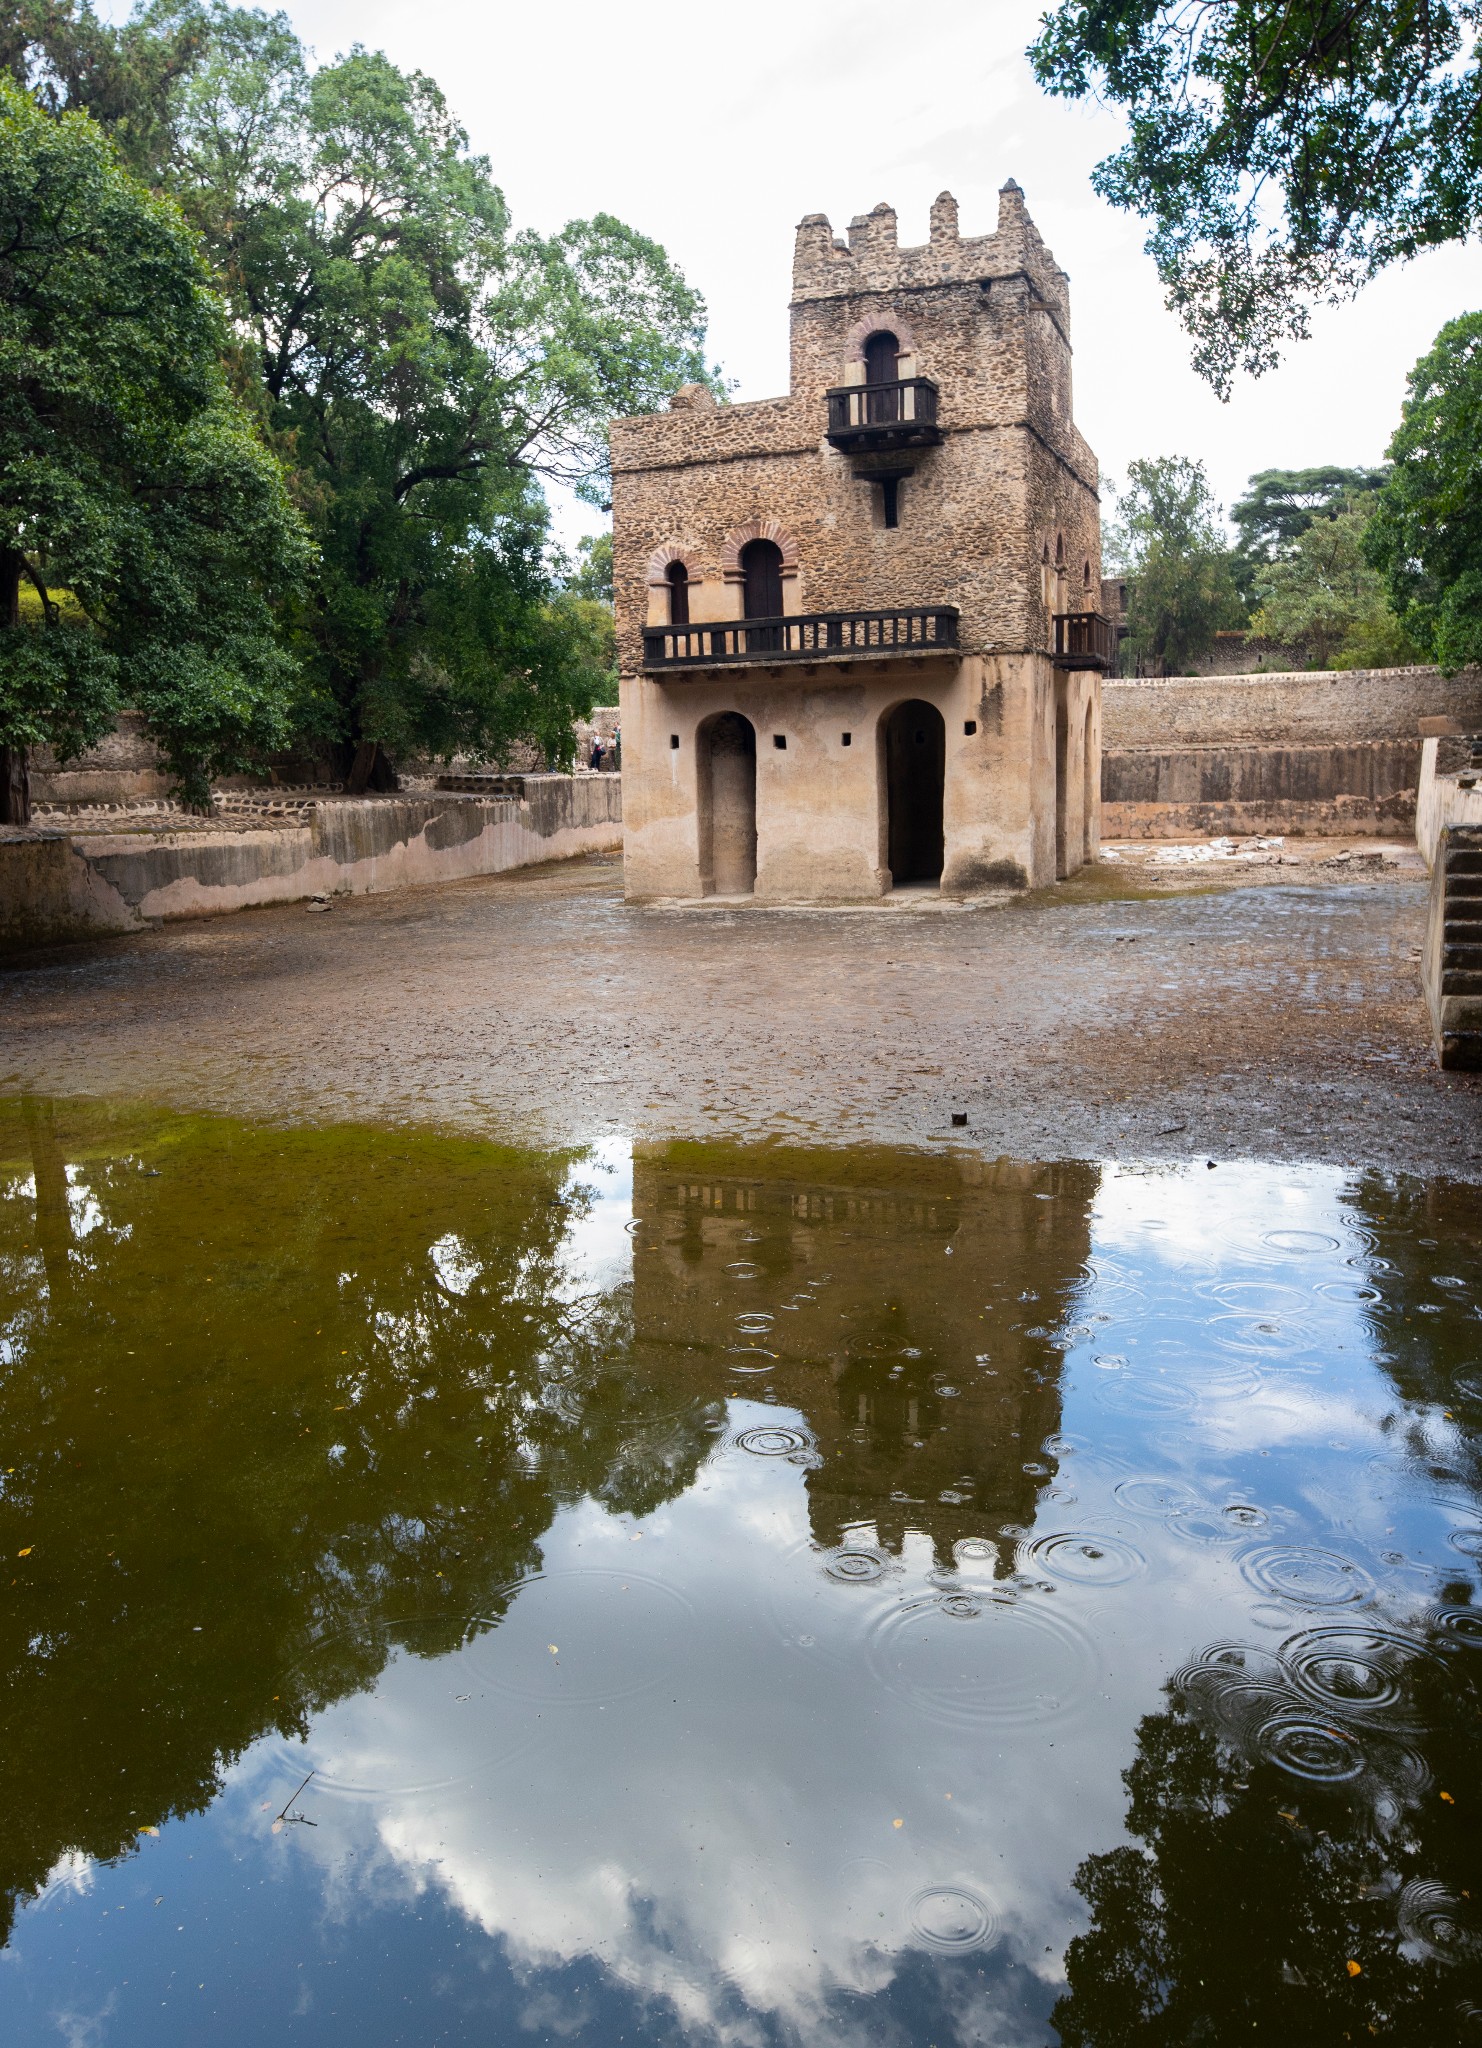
[631,1147,1098,1568]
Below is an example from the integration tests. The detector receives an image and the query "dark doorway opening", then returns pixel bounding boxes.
[863,330,900,424]
[884,698,945,886]
[1055,681,1070,880]
[666,559,689,625]
[740,537,783,652]
[879,475,901,529]
[699,711,757,896]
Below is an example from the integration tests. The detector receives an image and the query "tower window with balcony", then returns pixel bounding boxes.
[665,559,690,625]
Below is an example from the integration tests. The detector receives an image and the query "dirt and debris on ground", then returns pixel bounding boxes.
[0,837,1475,1178]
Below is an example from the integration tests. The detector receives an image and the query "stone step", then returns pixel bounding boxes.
[1443,947,1482,971]
[1441,969,1482,994]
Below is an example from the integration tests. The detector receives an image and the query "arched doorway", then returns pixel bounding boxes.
[665,558,689,625]
[699,711,757,896]
[1054,682,1070,880]
[740,538,783,652]
[1082,701,1096,863]
[884,699,944,886]
[863,329,900,423]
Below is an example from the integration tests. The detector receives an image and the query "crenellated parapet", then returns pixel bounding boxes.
[790,183,1070,336]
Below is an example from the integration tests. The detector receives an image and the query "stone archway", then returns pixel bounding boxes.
[883,699,945,887]
[698,711,757,897]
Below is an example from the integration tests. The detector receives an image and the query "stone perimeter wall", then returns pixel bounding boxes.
[0,777,621,956]
[1101,665,1482,839]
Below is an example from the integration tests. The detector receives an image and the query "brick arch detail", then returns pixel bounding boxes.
[843,312,919,362]
[719,520,801,583]
[646,541,703,587]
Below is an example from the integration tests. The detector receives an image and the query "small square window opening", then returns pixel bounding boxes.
[773,734,787,750]
[669,734,679,750]
[841,732,852,746]
[964,720,977,736]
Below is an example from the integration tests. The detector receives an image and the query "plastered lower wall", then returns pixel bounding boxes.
[0,778,621,955]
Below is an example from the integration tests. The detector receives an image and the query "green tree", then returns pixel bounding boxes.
[0,75,309,819]
[1029,3,1482,395]
[566,531,614,605]
[1231,465,1388,572]
[1107,457,1242,674]
[1366,311,1482,673]
[159,12,714,785]
[1250,502,1419,668]
[0,0,202,173]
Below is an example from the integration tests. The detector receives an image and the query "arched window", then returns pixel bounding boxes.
[863,330,900,425]
[665,558,689,626]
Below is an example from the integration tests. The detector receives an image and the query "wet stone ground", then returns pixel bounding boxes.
[0,844,1478,1178]
[1,852,1481,2046]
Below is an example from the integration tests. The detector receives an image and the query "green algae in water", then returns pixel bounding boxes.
[1,1099,1481,2045]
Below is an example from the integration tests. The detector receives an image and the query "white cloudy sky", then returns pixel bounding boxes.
[104,0,1478,542]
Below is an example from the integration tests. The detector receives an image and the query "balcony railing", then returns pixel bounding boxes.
[825,377,942,454]
[1052,611,1118,671]
[642,606,960,670]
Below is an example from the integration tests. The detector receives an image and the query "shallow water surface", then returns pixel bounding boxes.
[1,1101,1480,2044]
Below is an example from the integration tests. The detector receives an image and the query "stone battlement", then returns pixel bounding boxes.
[791,185,1069,332]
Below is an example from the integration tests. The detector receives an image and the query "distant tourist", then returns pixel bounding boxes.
[589,736,604,771]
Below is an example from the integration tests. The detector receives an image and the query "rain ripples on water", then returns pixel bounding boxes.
[0,1106,1480,2045]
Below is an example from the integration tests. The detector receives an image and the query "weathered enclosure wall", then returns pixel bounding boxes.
[0,777,621,956]
[1102,666,1482,838]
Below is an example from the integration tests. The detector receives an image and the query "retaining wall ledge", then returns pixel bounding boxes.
[1,778,622,955]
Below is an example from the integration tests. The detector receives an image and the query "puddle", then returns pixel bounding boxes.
[1,1100,1480,2043]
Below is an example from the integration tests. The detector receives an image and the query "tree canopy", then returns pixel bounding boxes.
[1230,466,1388,567]
[157,6,715,783]
[1250,502,1418,668]
[1106,456,1242,673]
[5,1,715,792]
[1366,310,1482,673]
[1029,1,1482,395]
[0,73,310,818]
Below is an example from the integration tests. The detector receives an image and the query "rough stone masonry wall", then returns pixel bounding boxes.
[0,777,621,956]
[1101,666,1482,838]
[610,184,1102,677]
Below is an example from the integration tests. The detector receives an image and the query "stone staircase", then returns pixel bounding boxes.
[1425,823,1482,1067]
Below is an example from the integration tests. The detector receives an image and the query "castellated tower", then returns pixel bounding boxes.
[608,184,1110,904]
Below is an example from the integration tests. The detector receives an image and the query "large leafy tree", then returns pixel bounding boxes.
[1107,456,1242,674]
[0,74,309,820]
[1366,310,1482,672]
[1029,2,1482,395]
[1231,465,1388,569]
[157,8,714,785]
[1250,501,1418,668]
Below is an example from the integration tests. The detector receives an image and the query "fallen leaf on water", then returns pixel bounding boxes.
[893,1818,903,1830]
[271,1819,283,1834]
[1441,1790,1455,1804]
[140,1826,159,1837]
[1346,1960,1362,1978]
[16,1547,31,1558]
[548,1644,559,1655]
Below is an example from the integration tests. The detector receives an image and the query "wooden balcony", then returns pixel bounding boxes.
[642,606,960,671]
[825,378,942,455]
[1052,611,1118,671]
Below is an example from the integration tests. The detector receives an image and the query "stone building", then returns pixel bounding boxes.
[609,184,1112,902]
